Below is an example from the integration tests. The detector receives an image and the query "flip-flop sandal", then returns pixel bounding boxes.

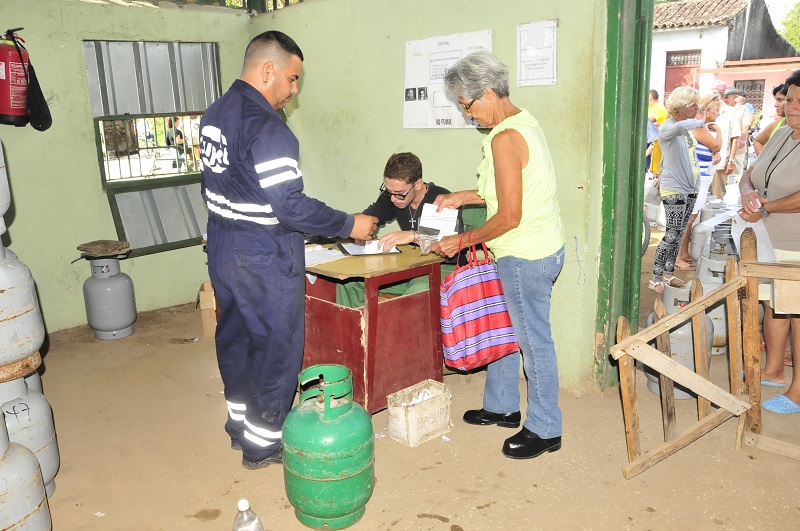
[762,395,800,414]
[674,261,695,271]
[761,379,785,388]
[662,275,686,288]
[648,279,665,294]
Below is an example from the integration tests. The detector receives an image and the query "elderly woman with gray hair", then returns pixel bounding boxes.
[648,86,705,293]
[432,51,565,460]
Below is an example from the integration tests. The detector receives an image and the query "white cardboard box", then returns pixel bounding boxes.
[386,380,451,448]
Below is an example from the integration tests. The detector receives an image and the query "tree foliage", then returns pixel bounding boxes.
[782,3,800,52]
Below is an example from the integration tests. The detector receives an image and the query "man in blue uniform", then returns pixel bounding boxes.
[200,31,378,469]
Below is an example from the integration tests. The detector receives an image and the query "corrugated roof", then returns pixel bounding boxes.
[654,0,747,30]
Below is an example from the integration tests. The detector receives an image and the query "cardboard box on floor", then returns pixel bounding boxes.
[197,281,216,338]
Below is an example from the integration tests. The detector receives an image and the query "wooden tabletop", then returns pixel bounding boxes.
[305,244,443,280]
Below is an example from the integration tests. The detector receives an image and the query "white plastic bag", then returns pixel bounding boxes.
[730,215,776,263]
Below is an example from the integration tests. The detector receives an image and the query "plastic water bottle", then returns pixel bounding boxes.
[232,498,265,531]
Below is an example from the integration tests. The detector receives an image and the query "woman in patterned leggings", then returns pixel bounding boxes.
[649,87,706,293]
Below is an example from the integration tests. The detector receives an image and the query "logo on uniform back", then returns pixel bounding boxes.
[200,125,229,174]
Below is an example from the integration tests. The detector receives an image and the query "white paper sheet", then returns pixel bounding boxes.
[517,20,558,86]
[419,204,458,239]
[339,241,399,255]
[304,245,346,267]
[404,30,492,129]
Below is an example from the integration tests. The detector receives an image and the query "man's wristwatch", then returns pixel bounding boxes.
[759,204,770,218]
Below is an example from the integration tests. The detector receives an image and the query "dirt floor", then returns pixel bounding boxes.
[36,233,799,530]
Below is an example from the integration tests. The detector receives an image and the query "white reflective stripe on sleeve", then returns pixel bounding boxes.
[207,202,279,226]
[226,401,246,421]
[244,431,280,448]
[201,125,222,142]
[254,157,297,174]
[206,190,273,214]
[244,419,281,440]
[259,169,301,189]
[226,401,246,411]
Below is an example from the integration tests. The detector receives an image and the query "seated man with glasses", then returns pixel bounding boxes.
[361,152,453,251]
[336,152,481,308]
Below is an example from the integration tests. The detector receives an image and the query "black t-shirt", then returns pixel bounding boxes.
[363,182,451,231]
[166,127,184,154]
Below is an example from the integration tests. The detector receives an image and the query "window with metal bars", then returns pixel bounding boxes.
[666,50,701,66]
[83,40,220,256]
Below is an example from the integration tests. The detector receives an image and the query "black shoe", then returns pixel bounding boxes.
[463,408,521,428]
[242,449,283,470]
[501,427,561,459]
[231,439,242,451]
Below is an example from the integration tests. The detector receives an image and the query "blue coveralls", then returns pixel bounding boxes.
[200,80,355,462]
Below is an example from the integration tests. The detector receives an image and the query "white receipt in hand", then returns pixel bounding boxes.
[419,204,458,240]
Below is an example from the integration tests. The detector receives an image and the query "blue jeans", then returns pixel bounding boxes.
[483,247,564,438]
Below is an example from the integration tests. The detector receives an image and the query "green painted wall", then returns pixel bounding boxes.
[2,0,609,394]
[251,0,608,393]
[1,0,249,334]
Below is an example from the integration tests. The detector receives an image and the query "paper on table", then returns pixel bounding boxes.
[339,240,399,255]
[419,203,458,240]
[304,245,346,266]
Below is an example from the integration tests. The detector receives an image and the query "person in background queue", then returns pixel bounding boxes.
[754,84,788,156]
[648,86,704,293]
[739,70,800,414]
[199,31,378,469]
[675,93,723,270]
[432,51,566,460]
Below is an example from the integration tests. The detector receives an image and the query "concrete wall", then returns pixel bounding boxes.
[2,0,608,393]
[1,0,249,333]
[251,0,608,392]
[650,26,728,96]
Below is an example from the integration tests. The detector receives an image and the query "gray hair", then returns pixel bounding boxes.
[444,51,510,100]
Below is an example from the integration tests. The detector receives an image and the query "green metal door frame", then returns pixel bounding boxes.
[595,0,655,389]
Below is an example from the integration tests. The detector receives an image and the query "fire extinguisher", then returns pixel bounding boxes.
[0,28,28,127]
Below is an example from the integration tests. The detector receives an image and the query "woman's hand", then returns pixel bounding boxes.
[432,234,462,258]
[376,230,415,252]
[433,192,464,212]
[706,123,720,134]
[738,208,762,223]
[711,153,721,165]
[741,191,767,215]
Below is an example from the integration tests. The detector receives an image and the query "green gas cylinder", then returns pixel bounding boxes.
[283,364,375,529]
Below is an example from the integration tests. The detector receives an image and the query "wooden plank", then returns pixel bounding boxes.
[725,258,743,397]
[622,408,734,479]
[740,229,762,434]
[736,415,746,450]
[654,299,677,442]
[616,316,640,462]
[611,276,746,360]
[690,280,710,420]
[738,261,800,281]
[625,341,751,415]
[743,433,800,461]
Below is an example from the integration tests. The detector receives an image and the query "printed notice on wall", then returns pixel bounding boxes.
[517,20,557,87]
[404,30,492,129]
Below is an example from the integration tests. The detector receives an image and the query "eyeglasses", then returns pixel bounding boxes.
[380,183,414,199]
[461,96,480,112]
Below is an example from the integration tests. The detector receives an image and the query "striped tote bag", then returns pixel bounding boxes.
[440,243,519,371]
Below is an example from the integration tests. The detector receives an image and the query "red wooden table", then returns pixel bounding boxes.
[303,245,443,413]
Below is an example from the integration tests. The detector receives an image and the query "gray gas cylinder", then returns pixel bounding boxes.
[83,257,136,340]
[0,377,60,498]
[0,247,45,368]
[0,410,52,530]
[645,281,714,400]
[24,369,42,393]
[696,253,729,356]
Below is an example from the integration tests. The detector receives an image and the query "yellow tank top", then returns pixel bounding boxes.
[476,109,565,260]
